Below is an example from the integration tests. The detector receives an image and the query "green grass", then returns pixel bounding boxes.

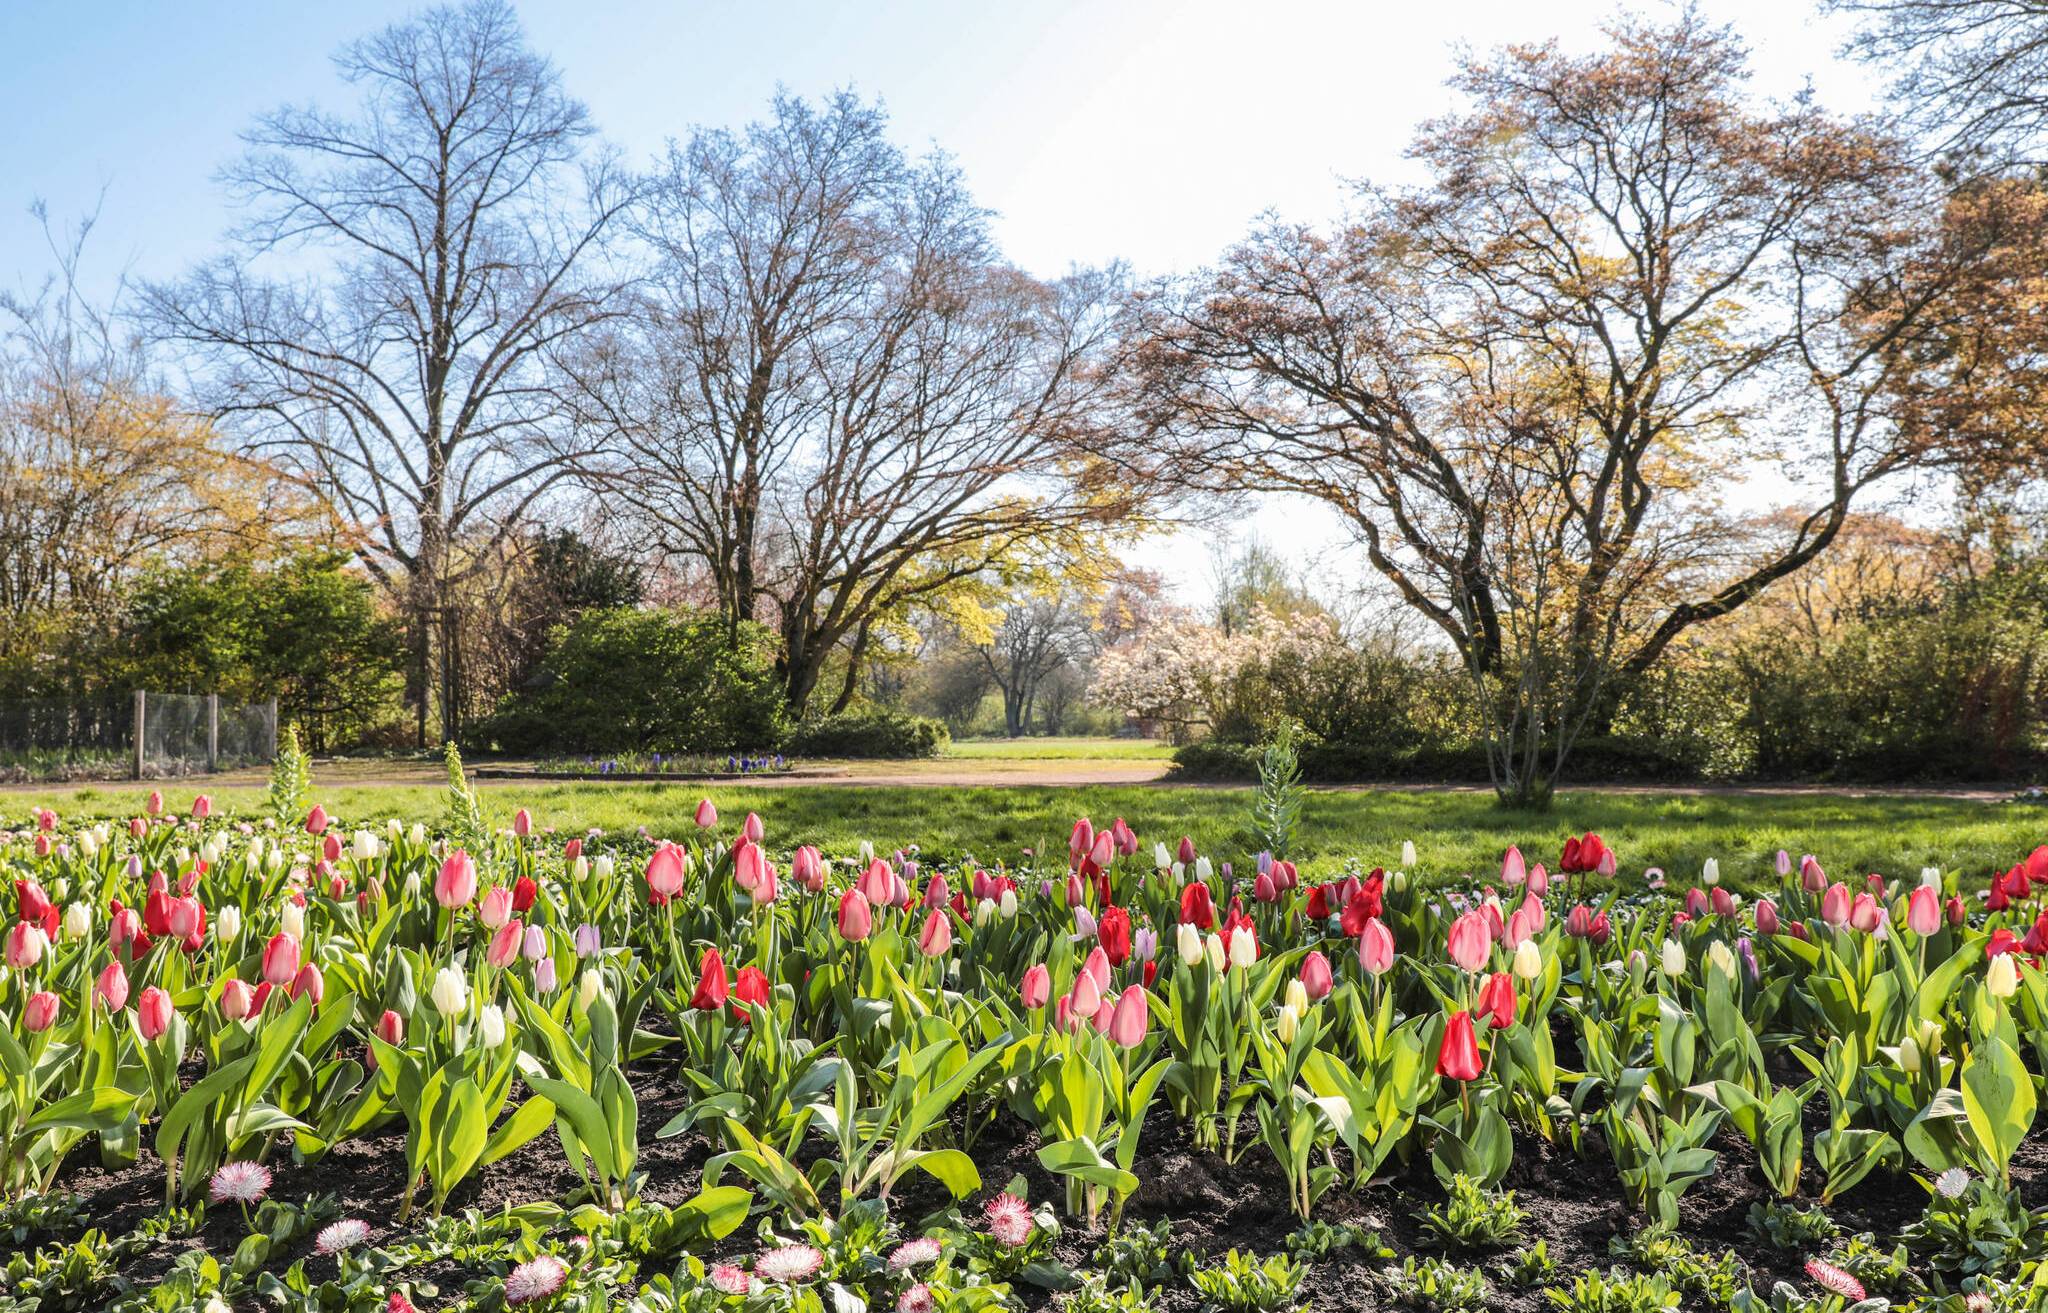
[940,736,1176,761]
[10,779,2040,892]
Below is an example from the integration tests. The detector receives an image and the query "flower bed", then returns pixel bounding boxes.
[2,774,2045,1312]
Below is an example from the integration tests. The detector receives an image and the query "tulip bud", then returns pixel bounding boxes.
[136,986,175,1041]
[1300,950,1333,1001]
[1988,952,2020,999]
[1176,923,1203,966]
[1204,932,1226,972]
[96,959,130,1010]
[280,901,305,941]
[1701,857,1720,887]
[478,885,513,930]
[1275,1002,1300,1045]
[487,919,522,968]
[220,978,255,1021]
[1227,925,1256,968]
[262,932,301,987]
[1898,1035,1922,1074]
[214,904,242,944]
[5,922,47,969]
[1660,938,1686,977]
[1511,939,1542,980]
[289,963,324,1005]
[24,990,59,1033]
[999,889,1018,919]
[577,968,606,1011]
[1402,839,1417,868]
[1706,940,1736,979]
[917,909,953,958]
[573,923,601,957]
[61,901,91,941]
[478,1003,507,1048]
[535,957,559,994]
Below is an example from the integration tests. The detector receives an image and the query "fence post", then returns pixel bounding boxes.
[207,694,220,773]
[267,699,279,761]
[132,690,145,781]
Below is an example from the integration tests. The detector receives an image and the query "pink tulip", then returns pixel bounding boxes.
[1907,886,1939,936]
[289,963,324,1005]
[137,986,174,1040]
[478,885,514,930]
[512,808,533,838]
[923,874,950,911]
[1358,917,1395,975]
[1755,899,1780,936]
[96,960,129,1010]
[1082,945,1112,993]
[262,932,301,987]
[1088,830,1114,872]
[1849,892,1882,933]
[305,804,331,836]
[733,839,766,893]
[191,795,213,820]
[1021,963,1051,1009]
[792,846,824,892]
[24,990,59,1033]
[1446,909,1491,972]
[377,1009,405,1045]
[168,896,203,942]
[1711,887,1736,919]
[5,922,45,969]
[917,909,953,958]
[1502,846,1526,886]
[1820,882,1851,927]
[645,844,687,898]
[1070,969,1102,1019]
[436,851,478,908]
[836,889,873,941]
[487,919,523,968]
[1108,986,1150,1047]
[1801,856,1827,893]
[743,812,764,844]
[1069,818,1096,864]
[220,978,255,1021]
[1596,847,1618,877]
[1300,950,1333,1000]
[145,790,163,817]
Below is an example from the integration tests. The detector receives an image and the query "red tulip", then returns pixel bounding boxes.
[1020,963,1051,1009]
[1300,950,1334,1001]
[1253,873,1278,903]
[732,965,771,1019]
[511,875,537,913]
[1098,905,1133,966]
[15,879,56,937]
[922,873,950,911]
[1711,887,1736,919]
[137,986,174,1040]
[23,990,58,1033]
[1755,899,1780,936]
[837,889,873,941]
[1179,882,1215,930]
[1436,1010,1482,1081]
[1801,856,1827,893]
[262,932,301,987]
[1177,836,1197,865]
[1946,894,1968,926]
[690,948,729,1010]
[1069,818,1096,864]
[563,838,582,861]
[1477,971,1516,1029]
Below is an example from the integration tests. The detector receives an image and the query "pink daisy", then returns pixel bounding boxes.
[506,1254,568,1305]
[709,1263,753,1295]
[983,1192,1033,1247]
[316,1218,371,1255]
[888,1237,944,1271]
[209,1160,272,1205]
[899,1283,936,1313]
[755,1244,824,1284]
[1804,1257,1865,1301]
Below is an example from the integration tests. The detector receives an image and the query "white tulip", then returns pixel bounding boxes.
[1512,939,1542,980]
[1402,840,1417,868]
[62,901,92,941]
[1706,940,1736,979]
[280,902,305,940]
[974,898,995,927]
[354,831,379,862]
[1227,925,1257,969]
[409,822,426,846]
[594,854,615,881]
[1177,923,1204,966]
[1194,856,1213,882]
[1154,842,1172,870]
[478,1004,507,1048]
[431,966,469,1017]
[215,904,242,944]
[1701,858,1720,887]
[1989,953,2020,998]
[1660,938,1686,977]
[1204,932,1226,972]
[577,968,607,1011]
[1275,1003,1300,1045]
[1284,979,1309,1013]
[999,889,1019,919]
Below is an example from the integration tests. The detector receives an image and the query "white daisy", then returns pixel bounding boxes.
[888,1237,944,1271]
[315,1218,371,1255]
[209,1160,272,1205]
[1936,1166,1972,1199]
[505,1254,568,1305]
[754,1243,824,1284]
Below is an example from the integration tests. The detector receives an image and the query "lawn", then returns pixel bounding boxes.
[941,736,1177,761]
[12,776,2041,892]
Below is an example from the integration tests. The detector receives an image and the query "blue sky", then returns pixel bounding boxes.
[0,0,1881,602]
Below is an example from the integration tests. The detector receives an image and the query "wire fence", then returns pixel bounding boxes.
[0,691,276,782]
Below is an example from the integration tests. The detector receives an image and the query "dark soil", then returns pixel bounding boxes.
[31,1055,2024,1313]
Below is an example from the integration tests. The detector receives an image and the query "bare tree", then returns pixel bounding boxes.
[976,592,1088,736]
[142,0,634,744]
[1123,14,2017,804]
[1830,0,2048,163]
[563,92,1135,714]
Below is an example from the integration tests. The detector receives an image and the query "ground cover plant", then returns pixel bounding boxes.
[5,755,2048,1309]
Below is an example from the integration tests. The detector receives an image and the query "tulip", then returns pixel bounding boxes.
[511,808,533,839]
[792,846,824,892]
[918,909,953,958]
[1801,856,1827,893]
[576,969,605,1012]
[220,978,256,1021]
[1021,963,1051,1009]
[1988,952,2020,999]
[289,963,324,1004]
[1755,899,1780,936]
[1511,939,1542,980]
[1436,1010,1482,1080]
[1446,910,1491,973]
[1204,932,1226,972]
[96,960,130,1010]
[573,923,601,957]
[377,1009,405,1046]
[1820,882,1851,927]
[304,805,329,836]
[1179,882,1215,930]
[137,986,174,1041]
[1907,886,1939,936]
[1898,1035,1922,1075]
[732,965,770,1019]
[487,919,523,968]
[1402,839,1417,868]
[436,851,478,908]
[535,957,559,994]
[24,990,59,1033]
[262,932,301,987]
[1300,950,1333,1001]
[191,795,213,819]
[1849,892,1882,933]
[168,896,203,942]
[1659,938,1686,977]
[5,922,46,969]
[1226,924,1257,969]
[522,924,547,962]
[742,811,763,844]
[1358,917,1395,975]
[1069,818,1096,864]
[837,889,873,941]
[690,948,729,1010]
[62,901,91,941]
[1477,971,1516,1029]
[1275,1002,1300,1045]
[1502,846,1526,886]
[1108,987,1150,1047]
[214,904,241,944]
[1070,968,1103,1019]
[431,966,469,1017]
[145,790,163,817]
[692,798,719,829]
[1701,857,1720,887]
[478,1004,507,1048]
[478,886,514,930]
[1176,923,1203,966]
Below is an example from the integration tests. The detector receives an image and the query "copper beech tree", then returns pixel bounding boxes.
[1123,15,2042,804]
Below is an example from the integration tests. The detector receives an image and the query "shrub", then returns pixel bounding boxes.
[786,708,949,759]
[478,607,784,754]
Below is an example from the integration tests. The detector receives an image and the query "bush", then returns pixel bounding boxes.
[786,708,949,759]
[478,607,784,754]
